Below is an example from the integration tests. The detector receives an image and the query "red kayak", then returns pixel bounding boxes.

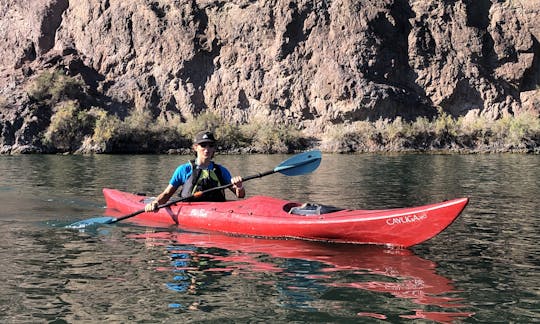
[103,188,468,247]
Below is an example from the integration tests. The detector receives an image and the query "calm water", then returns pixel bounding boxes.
[0,153,538,323]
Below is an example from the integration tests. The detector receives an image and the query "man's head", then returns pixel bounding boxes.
[193,131,217,160]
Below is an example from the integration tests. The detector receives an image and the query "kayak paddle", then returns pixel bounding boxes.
[66,150,322,228]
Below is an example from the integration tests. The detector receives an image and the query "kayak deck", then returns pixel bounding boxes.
[103,188,468,247]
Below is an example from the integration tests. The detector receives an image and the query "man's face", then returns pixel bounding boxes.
[195,142,216,159]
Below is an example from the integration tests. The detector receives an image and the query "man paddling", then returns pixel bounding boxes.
[145,130,245,212]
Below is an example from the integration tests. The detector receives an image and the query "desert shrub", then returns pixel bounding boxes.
[107,109,192,153]
[245,121,303,153]
[320,123,355,152]
[178,112,223,140]
[320,122,373,152]
[372,117,408,149]
[111,109,164,152]
[407,116,431,136]
[383,117,404,140]
[49,73,84,103]
[154,114,186,145]
[27,71,56,101]
[215,124,247,150]
[458,113,487,135]
[176,112,245,148]
[175,112,304,152]
[123,109,153,132]
[426,109,458,148]
[27,69,84,104]
[39,101,540,154]
[434,109,458,137]
[405,116,433,149]
[91,108,121,143]
[491,111,540,149]
[80,107,122,153]
[44,100,93,151]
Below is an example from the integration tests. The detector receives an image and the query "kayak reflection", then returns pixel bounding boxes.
[128,230,474,322]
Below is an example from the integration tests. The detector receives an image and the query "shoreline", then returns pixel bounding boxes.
[2,143,539,155]
[2,109,538,155]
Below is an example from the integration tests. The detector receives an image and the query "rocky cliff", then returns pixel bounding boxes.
[0,0,539,153]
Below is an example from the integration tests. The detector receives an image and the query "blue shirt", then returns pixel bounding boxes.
[169,161,232,188]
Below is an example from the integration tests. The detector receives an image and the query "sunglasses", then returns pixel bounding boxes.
[199,143,215,148]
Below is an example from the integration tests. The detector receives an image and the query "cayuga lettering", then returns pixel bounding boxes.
[386,214,427,226]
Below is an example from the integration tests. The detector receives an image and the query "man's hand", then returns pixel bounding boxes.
[231,176,243,189]
[145,200,159,212]
[231,176,245,198]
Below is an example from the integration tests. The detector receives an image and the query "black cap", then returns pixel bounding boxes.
[193,131,216,144]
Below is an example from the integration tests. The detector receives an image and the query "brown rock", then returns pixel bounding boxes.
[0,0,538,153]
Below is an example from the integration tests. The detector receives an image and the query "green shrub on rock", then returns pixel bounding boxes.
[27,70,84,104]
[43,100,93,152]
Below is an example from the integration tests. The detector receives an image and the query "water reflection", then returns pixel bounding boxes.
[128,230,474,322]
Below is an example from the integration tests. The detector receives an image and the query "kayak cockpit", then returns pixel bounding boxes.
[284,202,344,216]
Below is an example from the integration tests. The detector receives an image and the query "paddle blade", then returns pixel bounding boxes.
[274,150,321,176]
[65,216,117,229]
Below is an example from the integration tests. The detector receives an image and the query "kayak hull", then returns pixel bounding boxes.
[103,188,468,247]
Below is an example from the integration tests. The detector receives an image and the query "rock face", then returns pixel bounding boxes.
[0,0,539,153]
